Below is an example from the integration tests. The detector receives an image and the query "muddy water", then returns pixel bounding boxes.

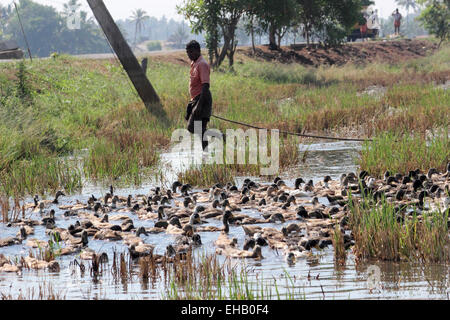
[0,141,448,300]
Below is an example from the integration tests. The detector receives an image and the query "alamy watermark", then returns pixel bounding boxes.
[171,121,280,176]
[367,265,381,291]
[66,5,81,30]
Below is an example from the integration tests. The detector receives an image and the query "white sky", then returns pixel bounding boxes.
[0,0,415,21]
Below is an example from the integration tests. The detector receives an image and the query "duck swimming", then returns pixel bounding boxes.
[129,243,154,259]
[93,229,122,241]
[166,231,201,259]
[5,165,445,270]
[136,226,149,237]
[49,191,65,205]
[171,181,183,193]
[200,202,223,219]
[42,209,55,225]
[216,244,263,260]
[214,232,237,249]
[165,218,185,234]
[16,226,33,238]
[304,180,314,192]
[0,227,27,247]
[222,210,233,233]
[66,230,89,248]
[180,184,192,196]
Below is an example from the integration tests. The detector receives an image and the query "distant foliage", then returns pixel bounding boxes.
[116,15,202,47]
[418,0,449,47]
[3,0,109,57]
[178,0,246,69]
[178,0,366,69]
[167,24,190,49]
[130,8,150,47]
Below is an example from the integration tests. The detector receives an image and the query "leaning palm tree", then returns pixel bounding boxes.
[130,9,150,48]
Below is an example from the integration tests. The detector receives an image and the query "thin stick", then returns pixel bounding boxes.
[13,1,32,62]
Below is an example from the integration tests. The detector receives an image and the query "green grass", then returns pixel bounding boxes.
[359,128,449,177]
[0,282,66,300]
[162,251,305,300]
[331,224,347,265]
[0,156,82,197]
[0,41,448,195]
[348,193,449,262]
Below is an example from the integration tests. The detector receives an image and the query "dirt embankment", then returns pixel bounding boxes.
[239,39,439,66]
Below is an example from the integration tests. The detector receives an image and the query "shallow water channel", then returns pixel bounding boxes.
[0,140,448,300]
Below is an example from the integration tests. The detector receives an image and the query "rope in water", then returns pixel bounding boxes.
[211,114,373,142]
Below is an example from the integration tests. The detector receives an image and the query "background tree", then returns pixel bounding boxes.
[319,0,364,46]
[5,0,109,57]
[117,22,131,43]
[147,40,162,51]
[179,0,246,68]
[1,0,200,56]
[252,0,297,49]
[294,0,363,46]
[235,18,250,46]
[242,12,256,53]
[168,23,190,49]
[295,0,325,45]
[0,3,13,38]
[178,0,219,66]
[60,11,109,55]
[130,9,149,47]
[418,0,449,48]
[5,0,63,56]
[116,15,201,46]
[58,0,108,55]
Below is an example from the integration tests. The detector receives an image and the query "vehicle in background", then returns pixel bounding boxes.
[0,40,24,59]
[347,5,380,42]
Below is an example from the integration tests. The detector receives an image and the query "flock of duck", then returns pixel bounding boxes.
[0,163,449,272]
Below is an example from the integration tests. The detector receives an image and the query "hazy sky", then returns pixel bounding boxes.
[0,0,415,21]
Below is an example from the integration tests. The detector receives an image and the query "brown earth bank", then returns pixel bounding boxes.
[238,39,439,66]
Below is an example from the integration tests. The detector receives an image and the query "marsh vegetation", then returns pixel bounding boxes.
[0,39,449,300]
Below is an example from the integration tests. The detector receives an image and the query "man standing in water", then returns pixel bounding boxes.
[392,9,402,36]
[185,40,212,151]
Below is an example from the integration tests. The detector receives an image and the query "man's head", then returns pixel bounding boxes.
[396,8,399,13]
[186,40,201,62]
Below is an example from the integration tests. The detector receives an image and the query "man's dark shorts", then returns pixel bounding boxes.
[186,90,212,134]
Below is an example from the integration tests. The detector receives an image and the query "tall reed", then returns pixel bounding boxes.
[348,194,449,262]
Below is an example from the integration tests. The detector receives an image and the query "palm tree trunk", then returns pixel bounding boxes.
[134,23,138,48]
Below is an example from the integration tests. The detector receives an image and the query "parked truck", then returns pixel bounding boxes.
[0,40,24,59]
[347,5,380,42]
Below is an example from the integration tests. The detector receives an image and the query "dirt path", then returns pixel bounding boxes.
[0,39,438,67]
